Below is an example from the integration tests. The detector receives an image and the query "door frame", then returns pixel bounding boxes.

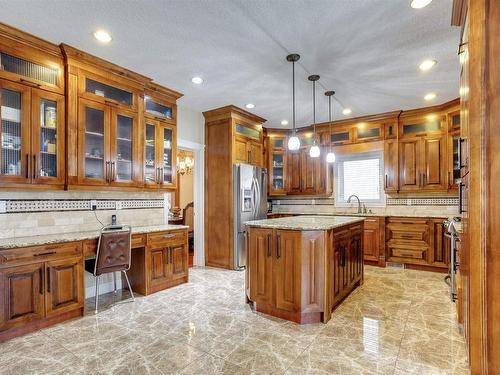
[176,139,205,267]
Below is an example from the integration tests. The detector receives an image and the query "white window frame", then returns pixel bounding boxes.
[335,150,386,207]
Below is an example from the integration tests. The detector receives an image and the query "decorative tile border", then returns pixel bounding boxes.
[386,197,458,206]
[1,199,165,214]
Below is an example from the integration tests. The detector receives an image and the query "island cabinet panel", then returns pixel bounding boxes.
[274,230,302,312]
[247,228,273,306]
[300,231,325,314]
[0,263,45,331]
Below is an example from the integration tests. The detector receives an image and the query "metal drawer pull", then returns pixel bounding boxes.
[163,234,176,239]
[34,251,57,257]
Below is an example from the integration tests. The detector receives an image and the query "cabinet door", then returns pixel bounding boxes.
[315,148,330,195]
[269,151,287,195]
[144,120,160,187]
[0,263,45,331]
[249,141,262,167]
[170,244,188,281]
[301,149,316,194]
[110,108,139,187]
[287,151,301,193]
[234,135,248,164]
[350,226,363,286]
[77,98,111,185]
[158,123,176,188]
[363,218,380,262]
[274,230,301,312]
[384,139,398,192]
[399,138,420,191]
[0,79,31,184]
[331,239,344,306]
[31,89,65,185]
[149,247,169,287]
[421,135,447,191]
[45,257,83,317]
[430,220,449,268]
[248,228,274,305]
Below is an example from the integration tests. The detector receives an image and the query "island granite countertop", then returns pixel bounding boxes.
[245,215,365,230]
[0,224,189,250]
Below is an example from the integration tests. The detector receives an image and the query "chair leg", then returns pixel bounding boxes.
[122,271,135,301]
[113,272,117,294]
[94,275,100,313]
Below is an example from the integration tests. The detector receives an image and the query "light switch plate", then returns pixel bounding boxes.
[90,200,97,210]
[0,201,6,213]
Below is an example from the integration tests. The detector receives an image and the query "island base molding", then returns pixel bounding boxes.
[252,302,324,324]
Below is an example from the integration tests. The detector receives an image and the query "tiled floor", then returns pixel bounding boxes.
[0,266,470,374]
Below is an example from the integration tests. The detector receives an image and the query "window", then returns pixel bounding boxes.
[336,151,385,206]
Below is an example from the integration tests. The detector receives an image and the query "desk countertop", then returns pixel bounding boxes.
[0,224,189,250]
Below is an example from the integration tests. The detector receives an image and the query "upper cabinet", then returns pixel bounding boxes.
[62,44,182,191]
[267,133,288,195]
[0,25,65,189]
[233,122,264,167]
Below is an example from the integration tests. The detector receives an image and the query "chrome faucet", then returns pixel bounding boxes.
[347,194,362,214]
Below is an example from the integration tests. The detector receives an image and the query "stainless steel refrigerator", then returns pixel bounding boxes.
[233,163,268,270]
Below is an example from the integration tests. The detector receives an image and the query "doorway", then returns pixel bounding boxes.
[171,139,205,267]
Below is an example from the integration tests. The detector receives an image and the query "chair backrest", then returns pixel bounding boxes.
[183,202,194,232]
[94,225,132,276]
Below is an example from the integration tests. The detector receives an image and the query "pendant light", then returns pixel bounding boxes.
[308,74,320,158]
[286,54,301,151]
[325,90,336,163]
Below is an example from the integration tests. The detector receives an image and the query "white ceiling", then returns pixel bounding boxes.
[0,0,460,128]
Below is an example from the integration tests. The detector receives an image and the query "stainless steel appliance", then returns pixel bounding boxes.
[233,164,267,270]
[444,217,461,302]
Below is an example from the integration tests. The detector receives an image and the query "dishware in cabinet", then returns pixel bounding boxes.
[143,119,176,190]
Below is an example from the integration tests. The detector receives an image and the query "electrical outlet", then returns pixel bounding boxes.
[90,200,97,211]
[115,201,122,210]
[0,201,6,213]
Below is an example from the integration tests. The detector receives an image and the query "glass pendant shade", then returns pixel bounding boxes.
[288,135,300,151]
[326,151,336,163]
[309,144,320,158]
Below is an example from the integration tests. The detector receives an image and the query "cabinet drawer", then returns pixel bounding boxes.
[131,234,146,248]
[388,243,428,264]
[390,230,426,241]
[148,231,186,247]
[82,239,98,257]
[0,242,82,266]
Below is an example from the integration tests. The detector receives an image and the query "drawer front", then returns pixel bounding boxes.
[387,223,428,243]
[388,244,428,264]
[364,218,379,230]
[131,234,146,248]
[0,242,82,266]
[148,231,186,247]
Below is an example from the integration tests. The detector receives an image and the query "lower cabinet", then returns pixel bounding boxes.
[363,217,384,265]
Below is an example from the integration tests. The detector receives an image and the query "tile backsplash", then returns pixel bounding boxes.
[0,191,170,239]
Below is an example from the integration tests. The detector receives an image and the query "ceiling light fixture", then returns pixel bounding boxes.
[281,120,288,126]
[286,54,301,151]
[191,76,203,84]
[419,59,437,71]
[245,103,255,109]
[410,0,433,9]
[93,30,112,43]
[308,74,321,158]
[424,92,437,101]
[325,91,336,163]
[342,108,352,116]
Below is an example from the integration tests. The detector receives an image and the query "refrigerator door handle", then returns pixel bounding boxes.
[254,176,261,219]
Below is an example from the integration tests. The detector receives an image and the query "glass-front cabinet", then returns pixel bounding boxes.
[144,119,176,189]
[268,136,287,195]
[77,98,139,187]
[0,79,64,186]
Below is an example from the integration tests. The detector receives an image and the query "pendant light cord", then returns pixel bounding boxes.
[292,60,296,136]
[312,80,316,141]
[328,96,332,152]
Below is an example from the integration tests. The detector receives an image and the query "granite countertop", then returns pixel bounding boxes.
[0,224,189,250]
[268,212,449,219]
[246,215,365,230]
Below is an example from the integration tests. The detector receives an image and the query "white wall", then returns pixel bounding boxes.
[177,105,205,145]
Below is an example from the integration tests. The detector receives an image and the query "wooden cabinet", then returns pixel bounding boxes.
[0,263,45,331]
[386,217,448,270]
[287,147,331,196]
[247,228,273,306]
[399,135,447,192]
[45,257,83,317]
[274,230,302,312]
[0,79,65,188]
[170,243,188,281]
[363,217,384,265]
[233,123,263,167]
[383,139,399,193]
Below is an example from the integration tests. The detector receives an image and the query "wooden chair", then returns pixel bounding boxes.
[84,225,135,312]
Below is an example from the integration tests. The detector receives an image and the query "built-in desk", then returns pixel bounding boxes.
[0,224,188,342]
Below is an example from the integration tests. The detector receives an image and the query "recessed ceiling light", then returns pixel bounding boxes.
[424,92,437,101]
[191,76,203,84]
[245,103,255,109]
[410,0,433,9]
[93,30,112,43]
[342,108,352,115]
[419,59,437,71]
[281,120,288,126]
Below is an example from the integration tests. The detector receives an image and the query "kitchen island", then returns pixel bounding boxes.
[245,216,364,324]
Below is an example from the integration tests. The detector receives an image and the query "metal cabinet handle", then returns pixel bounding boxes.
[163,234,176,239]
[26,154,30,179]
[111,162,116,182]
[39,268,44,295]
[34,251,57,257]
[248,150,251,163]
[33,155,37,179]
[458,182,464,214]
[276,235,281,259]
[105,161,110,182]
[385,174,388,189]
[47,267,51,293]
[266,234,271,257]
[422,173,426,186]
